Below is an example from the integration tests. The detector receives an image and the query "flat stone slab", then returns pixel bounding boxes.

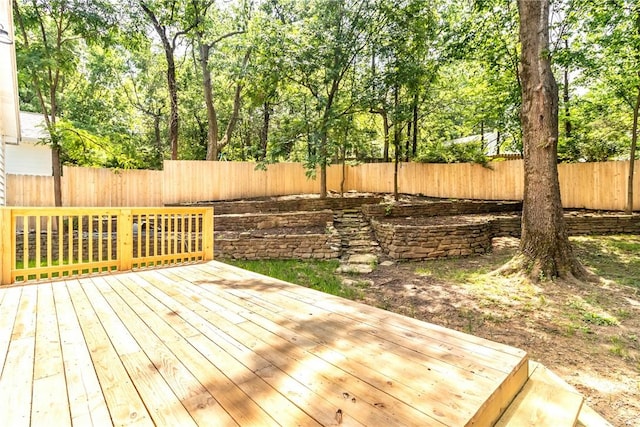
[336,264,374,274]
[347,254,378,265]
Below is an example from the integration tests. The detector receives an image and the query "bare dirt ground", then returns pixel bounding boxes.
[353,237,640,426]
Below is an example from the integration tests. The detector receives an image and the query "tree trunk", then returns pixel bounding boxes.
[319,132,328,198]
[563,60,571,138]
[383,112,390,162]
[412,94,418,157]
[626,85,639,214]
[393,84,399,201]
[166,52,179,160]
[140,3,180,160]
[200,43,220,161]
[512,0,586,281]
[259,101,271,161]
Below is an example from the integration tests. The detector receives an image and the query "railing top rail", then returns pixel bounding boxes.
[2,207,213,215]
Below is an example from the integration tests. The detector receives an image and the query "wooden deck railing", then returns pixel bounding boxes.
[0,207,214,285]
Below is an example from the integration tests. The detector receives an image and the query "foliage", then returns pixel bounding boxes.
[415,141,489,165]
[10,0,640,172]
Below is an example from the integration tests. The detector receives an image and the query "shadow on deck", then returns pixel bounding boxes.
[0,261,608,426]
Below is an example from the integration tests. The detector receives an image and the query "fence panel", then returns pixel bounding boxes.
[7,174,55,206]
[62,166,163,206]
[5,160,639,211]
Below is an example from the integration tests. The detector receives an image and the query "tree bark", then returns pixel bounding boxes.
[626,12,640,214]
[412,94,418,157]
[140,3,180,160]
[200,43,220,161]
[626,85,639,214]
[258,101,271,161]
[393,84,399,201]
[513,0,586,280]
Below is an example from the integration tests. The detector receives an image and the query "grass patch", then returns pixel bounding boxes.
[572,235,640,288]
[224,259,361,300]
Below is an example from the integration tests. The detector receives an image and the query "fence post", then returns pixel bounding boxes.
[203,208,214,261]
[118,209,133,271]
[0,208,11,285]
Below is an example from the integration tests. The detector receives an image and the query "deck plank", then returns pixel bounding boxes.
[80,277,197,427]
[131,270,350,427]
[52,282,112,427]
[94,275,243,426]
[173,262,520,425]
[66,279,153,426]
[0,286,37,426]
[0,286,22,376]
[31,283,71,426]
[0,261,531,427]
[152,267,451,426]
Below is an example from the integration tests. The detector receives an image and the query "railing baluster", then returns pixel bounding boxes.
[145,213,150,260]
[67,215,73,266]
[88,214,94,269]
[98,214,103,268]
[46,216,52,280]
[78,215,84,271]
[58,216,64,275]
[23,215,29,273]
[2,207,211,285]
[35,215,42,271]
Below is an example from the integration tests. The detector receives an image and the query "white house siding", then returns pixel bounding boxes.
[5,140,52,176]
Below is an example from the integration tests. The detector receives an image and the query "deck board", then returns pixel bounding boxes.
[0,261,529,426]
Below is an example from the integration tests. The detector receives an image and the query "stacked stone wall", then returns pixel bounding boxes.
[491,214,640,237]
[179,196,383,214]
[362,200,522,219]
[215,228,341,260]
[215,210,334,231]
[371,219,492,259]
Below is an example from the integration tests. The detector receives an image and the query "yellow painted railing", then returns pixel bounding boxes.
[0,207,214,285]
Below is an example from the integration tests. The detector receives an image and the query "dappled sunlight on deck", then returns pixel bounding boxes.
[0,261,528,426]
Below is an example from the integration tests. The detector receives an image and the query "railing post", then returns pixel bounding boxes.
[203,208,214,261]
[118,209,133,271]
[0,208,12,285]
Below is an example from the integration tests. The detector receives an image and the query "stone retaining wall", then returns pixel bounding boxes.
[362,200,522,219]
[215,210,334,231]
[373,213,640,261]
[492,214,640,237]
[215,228,341,260]
[180,196,383,214]
[371,218,493,259]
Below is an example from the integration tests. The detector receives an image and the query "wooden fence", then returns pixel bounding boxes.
[5,160,640,211]
[0,207,214,285]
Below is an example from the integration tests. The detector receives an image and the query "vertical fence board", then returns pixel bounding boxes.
[5,160,639,211]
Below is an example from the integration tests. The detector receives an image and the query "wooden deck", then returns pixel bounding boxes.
[0,261,529,426]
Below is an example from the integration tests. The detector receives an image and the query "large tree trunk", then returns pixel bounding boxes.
[393,84,399,201]
[258,101,271,161]
[166,52,179,160]
[412,94,418,157]
[200,43,220,161]
[626,85,639,214]
[511,0,586,281]
[140,3,180,160]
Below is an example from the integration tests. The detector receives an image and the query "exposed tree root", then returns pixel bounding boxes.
[491,252,597,285]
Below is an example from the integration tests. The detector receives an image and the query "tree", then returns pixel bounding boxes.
[13,0,115,206]
[139,0,195,160]
[189,0,251,161]
[285,0,382,198]
[508,0,586,280]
